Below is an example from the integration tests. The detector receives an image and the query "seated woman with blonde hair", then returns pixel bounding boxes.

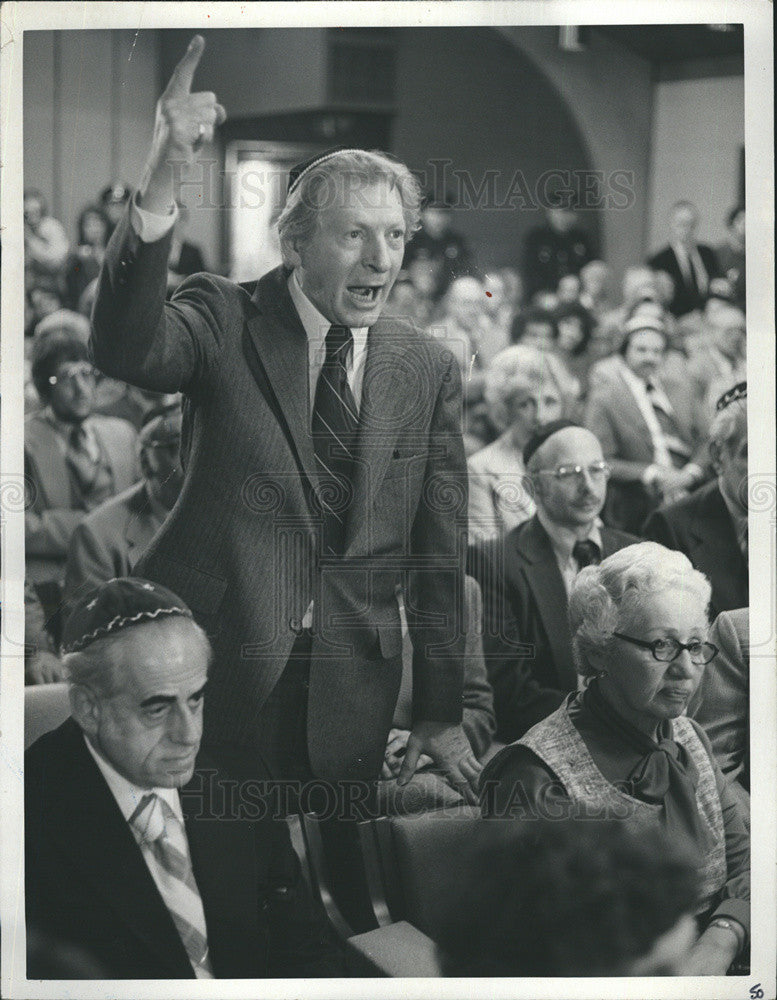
[467,344,577,542]
[481,541,749,975]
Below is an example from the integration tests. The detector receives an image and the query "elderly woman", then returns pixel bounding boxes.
[467,345,576,541]
[481,542,749,975]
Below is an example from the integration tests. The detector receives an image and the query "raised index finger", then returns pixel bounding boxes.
[164,35,205,96]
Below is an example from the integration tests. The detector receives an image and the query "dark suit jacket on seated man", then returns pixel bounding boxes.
[90,36,476,797]
[643,382,748,619]
[470,421,634,743]
[647,200,720,317]
[26,579,343,980]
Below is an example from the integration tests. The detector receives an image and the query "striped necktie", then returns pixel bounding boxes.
[312,325,359,556]
[129,793,213,978]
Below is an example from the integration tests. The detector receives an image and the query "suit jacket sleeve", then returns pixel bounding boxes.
[64,519,120,608]
[583,391,651,482]
[470,542,566,743]
[461,576,496,759]
[641,506,682,550]
[91,211,224,395]
[406,350,467,724]
[264,820,345,977]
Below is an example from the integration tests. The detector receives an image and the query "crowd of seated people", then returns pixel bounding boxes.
[22,173,751,980]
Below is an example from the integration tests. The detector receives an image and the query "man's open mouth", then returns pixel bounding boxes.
[348,286,382,304]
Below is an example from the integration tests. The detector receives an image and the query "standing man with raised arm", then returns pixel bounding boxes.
[91,36,478,802]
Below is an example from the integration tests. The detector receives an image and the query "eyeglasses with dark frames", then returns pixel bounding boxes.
[613,632,718,665]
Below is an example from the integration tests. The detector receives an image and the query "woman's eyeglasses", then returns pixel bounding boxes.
[613,632,718,665]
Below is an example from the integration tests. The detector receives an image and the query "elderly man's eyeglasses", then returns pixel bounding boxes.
[537,461,611,484]
[613,632,718,665]
[48,363,97,387]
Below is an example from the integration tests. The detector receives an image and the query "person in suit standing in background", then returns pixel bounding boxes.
[648,200,719,318]
[90,35,478,800]
[470,421,634,743]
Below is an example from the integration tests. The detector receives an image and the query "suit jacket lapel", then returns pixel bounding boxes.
[515,518,577,689]
[689,485,746,602]
[49,721,192,975]
[246,269,318,485]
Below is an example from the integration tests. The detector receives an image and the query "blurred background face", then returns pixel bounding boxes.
[557,274,581,304]
[603,588,708,732]
[709,305,745,360]
[447,277,485,329]
[623,329,666,381]
[81,210,108,247]
[547,206,576,233]
[714,415,748,512]
[483,274,507,316]
[729,210,745,242]
[581,262,609,299]
[557,315,585,353]
[48,362,97,423]
[421,206,450,239]
[670,204,698,245]
[532,427,607,528]
[24,194,44,228]
[521,319,555,350]
[29,287,62,321]
[506,380,563,445]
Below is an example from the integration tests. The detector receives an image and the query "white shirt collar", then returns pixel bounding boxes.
[536,506,603,565]
[83,734,183,825]
[287,270,368,353]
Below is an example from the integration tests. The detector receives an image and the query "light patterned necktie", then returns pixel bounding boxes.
[129,793,213,978]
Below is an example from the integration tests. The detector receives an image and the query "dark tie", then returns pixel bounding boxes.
[66,424,98,493]
[312,325,359,556]
[572,538,601,569]
[645,382,692,468]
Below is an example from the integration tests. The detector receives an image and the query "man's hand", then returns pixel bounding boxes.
[397,721,482,805]
[677,923,740,975]
[380,727,434,779]
[140,35,227,214]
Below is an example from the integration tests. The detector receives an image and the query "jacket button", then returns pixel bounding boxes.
[289,617,302,634]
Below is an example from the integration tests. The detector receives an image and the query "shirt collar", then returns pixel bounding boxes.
[83,734,183,824]
[536,506,603,565]
[288,270,368,352]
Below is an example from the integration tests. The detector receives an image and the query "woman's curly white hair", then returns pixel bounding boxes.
[568,542,711,678]
[483,344,578,433]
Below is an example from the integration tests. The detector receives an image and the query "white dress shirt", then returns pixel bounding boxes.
[536,508,603,597]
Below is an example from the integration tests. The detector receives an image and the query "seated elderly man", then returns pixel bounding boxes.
[64,403,184,609]
[25,578,343,979]
[25,330,139,598]
[687,299,746,421]
[643,382,748,617]
[469,420,634,742]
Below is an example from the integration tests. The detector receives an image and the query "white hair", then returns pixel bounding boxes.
[484,344,577,433]
[568,542,711,678]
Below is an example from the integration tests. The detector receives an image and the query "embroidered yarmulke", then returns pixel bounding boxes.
[286,147,364,196]
[62,577,194,654]
[715,381,747,412]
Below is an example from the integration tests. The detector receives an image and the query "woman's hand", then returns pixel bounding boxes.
[678,922,741,975]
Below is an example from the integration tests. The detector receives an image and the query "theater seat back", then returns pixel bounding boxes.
[24,683,70,749]
[383,808,517,941]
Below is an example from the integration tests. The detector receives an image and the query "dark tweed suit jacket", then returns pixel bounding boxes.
[642,480,748,617]
[91,214,467,782]
[469,516,635,743]
[25,719,342,979]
